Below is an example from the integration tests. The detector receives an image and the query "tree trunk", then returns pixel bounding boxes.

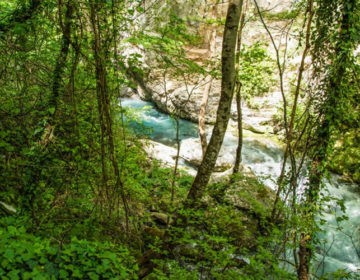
[254,0,289,183]
[233,0,247,174]
[297,1,356,278]
[49,0,74,120]
[271,0,314,221]
[199,76,212,156]
[233,83,243,174]
[186,0,243,206]
[89,1,129,230]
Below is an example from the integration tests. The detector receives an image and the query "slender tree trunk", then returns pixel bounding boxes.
[186,0,243,206]
[69,46,80,138]
[89,1,108,209]
[233,0,247,174]
[111,0,127,160]
[271,0,314,221]
[171,117,180,205]
[199,76,212,155]
[254,0,290,182]
[50,0,74,120]
[233,83,243,173]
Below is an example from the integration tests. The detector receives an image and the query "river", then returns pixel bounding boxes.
[121,97,360,277]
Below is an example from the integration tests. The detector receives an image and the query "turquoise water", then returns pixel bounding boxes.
[121,97,199,145]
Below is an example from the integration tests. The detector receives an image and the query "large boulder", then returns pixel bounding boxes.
[141,140,197,176]
[147,78,221,124]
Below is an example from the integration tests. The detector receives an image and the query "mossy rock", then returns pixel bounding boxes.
[206,173,276,248]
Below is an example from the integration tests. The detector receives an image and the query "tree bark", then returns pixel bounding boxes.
[233,83,243,174]
[186,0,243,206]
[49,0,74,120]
[199,76,212,156]
[233,0,247,174]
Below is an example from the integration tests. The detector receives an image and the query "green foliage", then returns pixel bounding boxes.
[0,218,137,280]
[128,9,206,80]
[329,131,360,182]
[0,0,16,13]
[141,174,296,280]
[0,0,359,279]
[303,0,360,184]
[262,10,299,21]
[319,270,360,280]
[238,42,275,102]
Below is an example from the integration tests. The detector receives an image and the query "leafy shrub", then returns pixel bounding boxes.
[0,219,137,280]
[238,42,275,100]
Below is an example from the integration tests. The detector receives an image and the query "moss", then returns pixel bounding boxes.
[206,173,276,248]
[328,131,360,183]
[262,10,299,21]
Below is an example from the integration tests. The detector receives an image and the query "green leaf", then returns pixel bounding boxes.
[48,107,55,115]
[88,272,99,280]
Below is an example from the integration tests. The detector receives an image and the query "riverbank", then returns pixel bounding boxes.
[122,96,360,275]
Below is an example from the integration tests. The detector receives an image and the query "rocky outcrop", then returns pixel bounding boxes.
[123,0,297,135]
[135,77,280,134]
[141,139,236,175]
[141,140,197,176]
[137,78,221,124]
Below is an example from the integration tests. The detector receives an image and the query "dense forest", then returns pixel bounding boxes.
[0,0,359,279]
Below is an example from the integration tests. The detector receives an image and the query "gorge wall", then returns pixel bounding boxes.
[124,0,299,135]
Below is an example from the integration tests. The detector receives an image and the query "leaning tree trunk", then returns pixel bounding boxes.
[186,0,243,206]
[199,75,213,155]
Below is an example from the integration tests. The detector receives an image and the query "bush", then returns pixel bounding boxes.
[0,219,137,280]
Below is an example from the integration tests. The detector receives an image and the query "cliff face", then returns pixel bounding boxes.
[126,0,298,135]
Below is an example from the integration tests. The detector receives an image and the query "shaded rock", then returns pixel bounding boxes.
[143,226,165,238]
[0,201,16,216]
[243,123,266,134]
[150,212,174,225]
[225,176,275,215]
